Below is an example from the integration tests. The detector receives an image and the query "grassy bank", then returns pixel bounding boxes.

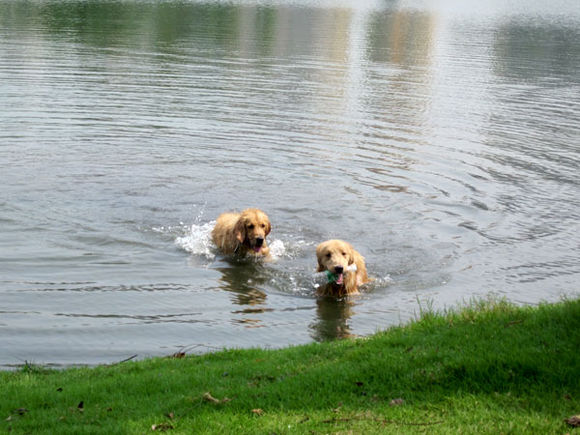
[1,298,579,434]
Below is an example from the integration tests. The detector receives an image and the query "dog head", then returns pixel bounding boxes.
[235,208,271,253]
[316,239,356,285]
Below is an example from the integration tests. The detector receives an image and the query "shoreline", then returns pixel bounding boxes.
[2,297,579,433]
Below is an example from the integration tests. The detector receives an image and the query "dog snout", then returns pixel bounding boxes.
[255,237,264,247]
[334,265,344,274]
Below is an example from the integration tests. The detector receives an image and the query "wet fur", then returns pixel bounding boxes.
[316,239,369,297]
[211,208,271,258]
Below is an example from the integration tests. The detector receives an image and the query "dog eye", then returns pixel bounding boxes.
[261,224,265,228]
[326,253,331,258]
[342,252,347,256]
[248,224,255,229]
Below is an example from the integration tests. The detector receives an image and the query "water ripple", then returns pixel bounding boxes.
[1,0,579,367]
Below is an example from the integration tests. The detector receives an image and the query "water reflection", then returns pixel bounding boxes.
[493,22,580,81]
[216,263,268,306]
[310,297,356,341]
[215,262,270,329]
[217,258,363,339]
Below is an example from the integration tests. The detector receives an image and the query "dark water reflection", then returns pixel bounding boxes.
[0,0,579,368]
[311,298,357,341]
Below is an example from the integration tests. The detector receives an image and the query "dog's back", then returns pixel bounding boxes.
[211,212,240,255]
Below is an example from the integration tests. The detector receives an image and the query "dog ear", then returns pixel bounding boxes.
[234,217,246,243]
[347,245,355,266]
[266,220,272,236]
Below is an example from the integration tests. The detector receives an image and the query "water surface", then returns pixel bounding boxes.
[1,0,579,368]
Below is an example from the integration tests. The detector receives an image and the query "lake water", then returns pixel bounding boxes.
[1,0,579,368]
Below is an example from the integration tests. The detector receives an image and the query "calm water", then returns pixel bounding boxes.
[1,0,579,368]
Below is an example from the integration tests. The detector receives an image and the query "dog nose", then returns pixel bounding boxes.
[334,266,344,274]
[255,237,264,247]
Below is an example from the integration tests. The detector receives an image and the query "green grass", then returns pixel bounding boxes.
[1,297,579,434]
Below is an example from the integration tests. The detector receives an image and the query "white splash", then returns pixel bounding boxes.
[175,220,287,261]
[268,239,286,259]
[175,221,216,259]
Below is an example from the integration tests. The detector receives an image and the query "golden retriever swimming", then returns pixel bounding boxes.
[316,239,369,297]
[211,208,271,258]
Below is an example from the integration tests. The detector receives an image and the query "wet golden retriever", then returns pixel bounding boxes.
[211,208,271,258]
[316,239,369,297]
